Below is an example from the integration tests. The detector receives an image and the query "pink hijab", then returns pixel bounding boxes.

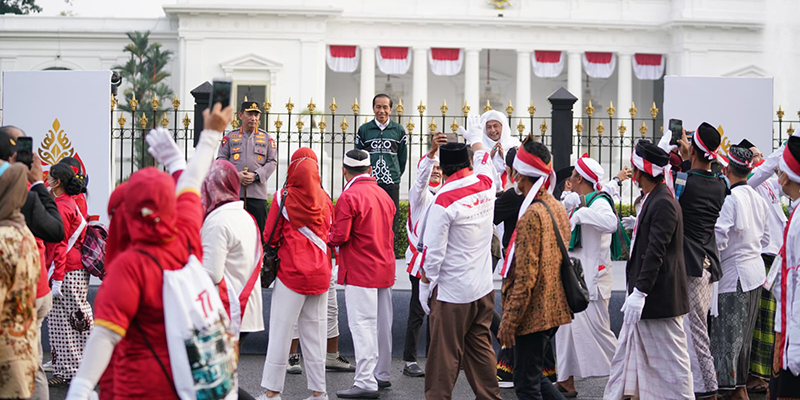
[201,160,241,217]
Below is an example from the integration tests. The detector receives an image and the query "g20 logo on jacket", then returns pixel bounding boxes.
[364,139,400,153]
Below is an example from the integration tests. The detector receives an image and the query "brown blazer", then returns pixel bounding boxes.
[500,190,572,337]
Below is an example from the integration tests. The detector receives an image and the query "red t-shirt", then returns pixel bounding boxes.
[73,193,88,219]
[264,191,333,295]
[46,194,86,282]
[93,192,202,400]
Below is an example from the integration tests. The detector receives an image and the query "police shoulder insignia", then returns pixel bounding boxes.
[270,138,276,149]
[221,136,229,145]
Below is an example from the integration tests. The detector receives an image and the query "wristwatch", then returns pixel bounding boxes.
[254,172,260,182]
[613,176,622,187]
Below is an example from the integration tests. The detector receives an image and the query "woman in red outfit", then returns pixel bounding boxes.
[58,157,89,218]
[65,104,233,400]
[45,162,90,386]
[259,148,333,400]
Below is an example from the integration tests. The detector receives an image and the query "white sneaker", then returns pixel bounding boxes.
[42,361,53,372]
[304,394,328,400]
[255,394,281,400]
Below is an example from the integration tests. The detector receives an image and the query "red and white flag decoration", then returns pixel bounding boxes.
[632,53,665,80]
[327,45,360,73]
[376,46,411,75]
[582,52,616,79]
[531,51,565,78]
[429,48,463,76]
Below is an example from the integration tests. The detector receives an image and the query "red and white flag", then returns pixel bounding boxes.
[429,48,462,76]
[376,46,411,75]
[632,53,665,80]
[531,51,565,78]
[582,52,616,79]
[326,45,360,73]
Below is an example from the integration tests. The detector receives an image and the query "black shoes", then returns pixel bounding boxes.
[402,363,425,377]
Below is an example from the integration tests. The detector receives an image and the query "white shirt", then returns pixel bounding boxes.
[568,194,619,300]
[201,201,265,332]
[405,155,437,272]
[715,184,771,293]
[749,177,786,256]
[774,206,800,371]
[419,149,496,304]
[375,118,389,130]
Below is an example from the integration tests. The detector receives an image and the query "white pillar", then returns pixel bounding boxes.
[412,46,429,115]
[516,49,532,121]
[617,53,633,124]
[567,51,583,118]
[464,48,480,113]
[359,45,376,112]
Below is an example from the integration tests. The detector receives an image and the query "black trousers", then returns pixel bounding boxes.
[244,198,268,235]
[513,328,566,400]
[403,275,430,362]
[378,183,401,236]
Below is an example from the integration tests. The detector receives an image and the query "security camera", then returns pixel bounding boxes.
[110,71,122,96]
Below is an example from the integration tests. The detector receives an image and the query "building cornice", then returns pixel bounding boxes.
[163,4,343,18]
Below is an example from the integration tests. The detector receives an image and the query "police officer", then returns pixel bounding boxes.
[217,100,277,233]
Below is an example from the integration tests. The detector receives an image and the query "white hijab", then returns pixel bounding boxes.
[480,110,522,151]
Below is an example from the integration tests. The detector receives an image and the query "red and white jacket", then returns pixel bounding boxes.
[418,150,496,304]
[406,156,440,278]
[329,174,396,288]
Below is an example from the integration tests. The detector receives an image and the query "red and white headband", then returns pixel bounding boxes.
[631,146,676,197]
[512,145,556,218]
[574,153,604,191]
[692,128,719,161]
[727,151,753,169]
[780,142,800,184]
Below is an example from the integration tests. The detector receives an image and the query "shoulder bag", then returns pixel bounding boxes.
[262,187,288,288]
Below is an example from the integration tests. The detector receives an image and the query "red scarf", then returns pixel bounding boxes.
[284,148,331,238]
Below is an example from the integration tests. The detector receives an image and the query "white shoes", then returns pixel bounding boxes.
[304,394,329,400]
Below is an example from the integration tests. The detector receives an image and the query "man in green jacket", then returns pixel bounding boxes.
[355,93,408,234]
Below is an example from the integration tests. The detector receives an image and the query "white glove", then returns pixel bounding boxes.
[562,191,580,212]
[788,342,800,376]
[65,377,99,400]
[460,112,483,145]
[146,128,186,174]
[419,281,431,315]
[763,143,785,172]
[657,131,678,153]
[621,215,637,231]
[620,288,647,325]
[51,280,64,298]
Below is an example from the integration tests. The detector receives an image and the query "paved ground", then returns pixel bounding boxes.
[45,354,767,400]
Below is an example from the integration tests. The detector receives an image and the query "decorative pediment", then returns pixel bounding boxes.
[722,65,771,78]
[220,53,283,74]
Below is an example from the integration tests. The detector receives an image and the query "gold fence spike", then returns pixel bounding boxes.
[606,101,615,118]
[429,118,438,133]
[618,120,627,136]
[329,98,338,114]
[263,100,272,113]
[406,117,415,134]
[528,101,536,117]
[286,98,295,113]
[462,101,470,116]
[307,98,316,113]
[629,101,637,119]
[340,117,349,133]
[296,119,305,132]
[318,116,327,131]
[649,102,659,119]
[777,105,785,121]
[139,113,149,129]
[418,100,426,116]
[396,98,404,115]
[160,115,170,128]
[450,118,459,133]
[117,115,127,128]
[441,99,449,116]
[130,93,138,111]
[575,120,583,135]
[585,100,594,118]
[483,99,492,113]
[639,120,648,137]
[111,94,117,110]
[172,96,180,110]
[539,120,548,135]
[788,123,795,136]
[506,100,514,117]
[231,116,240,130]
[275,115,283,132]
[151,96,159,111]
[352,98,360,114]
[182,114,191,129]
[596,120,605,135]
[364,117,369,125]
[517,120,525,135]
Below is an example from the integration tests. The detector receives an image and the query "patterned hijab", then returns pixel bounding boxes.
[0,162,28,229]
[201,160,240,217]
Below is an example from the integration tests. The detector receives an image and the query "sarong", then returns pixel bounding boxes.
[750,253,776,379]
[47,269,93,379]
[556,298,617,380]
[683,267,718,396]
[709,281,760,390]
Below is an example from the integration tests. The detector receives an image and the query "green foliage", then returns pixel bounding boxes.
[0,0,41,14]
[395,201,410,259]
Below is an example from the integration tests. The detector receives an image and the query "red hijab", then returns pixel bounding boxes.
[285,148,330,238]
[105,182,130,265]
[125,168,179,245]
[201,160,240,217]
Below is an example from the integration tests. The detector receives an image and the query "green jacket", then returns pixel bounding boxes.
[355,119,407,185]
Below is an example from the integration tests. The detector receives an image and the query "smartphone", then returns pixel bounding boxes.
[16,137,33,169]
[669,118,683,146]
[210,79,232,109]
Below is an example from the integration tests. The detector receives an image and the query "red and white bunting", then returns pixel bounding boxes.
[326,45,360,73]
[633,53,665,80]
[376,46,411,75]
[582,52,617,79]
[429,48,463,76]
[531,50,565,78]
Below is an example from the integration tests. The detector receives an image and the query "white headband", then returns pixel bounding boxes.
[343,152,370,168]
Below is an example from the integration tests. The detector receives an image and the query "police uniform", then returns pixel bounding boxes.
[216,101,277,233]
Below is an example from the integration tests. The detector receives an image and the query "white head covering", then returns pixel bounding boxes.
[481,110,522,151]
[574,153,604,192]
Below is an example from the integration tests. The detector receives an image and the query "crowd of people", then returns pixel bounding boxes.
[0,93,798,400]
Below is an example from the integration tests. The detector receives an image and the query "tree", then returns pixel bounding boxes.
[0,0,42,14]
[113,30,175,167]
